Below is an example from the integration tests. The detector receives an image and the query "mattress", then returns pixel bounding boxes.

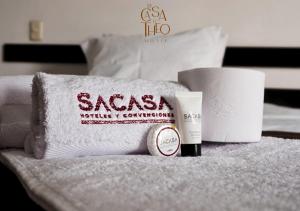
[0,136,299,211]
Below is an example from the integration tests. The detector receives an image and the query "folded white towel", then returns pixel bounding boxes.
[31,73,188,159]
[0,75,33,149]
[0,105,31,148]
[0,75,33,106]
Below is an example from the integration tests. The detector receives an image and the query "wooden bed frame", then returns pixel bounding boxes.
[1,44,300,210]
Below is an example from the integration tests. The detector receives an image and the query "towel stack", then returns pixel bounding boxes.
[0,75,33,148]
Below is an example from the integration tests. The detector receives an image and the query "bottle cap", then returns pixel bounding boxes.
[181,144,201,157]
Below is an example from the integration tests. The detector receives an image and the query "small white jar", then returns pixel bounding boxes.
[147,124,181,157]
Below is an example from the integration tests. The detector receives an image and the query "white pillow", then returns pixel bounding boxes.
[82,26,228,81]
[0,105,31,148]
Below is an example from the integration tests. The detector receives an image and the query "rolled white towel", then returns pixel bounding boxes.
[0,75,33,149]
[0,75,33,106]
[31,73,188,159]
[0,105,31,148]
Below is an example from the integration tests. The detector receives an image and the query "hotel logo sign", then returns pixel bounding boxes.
[140,4,171,38]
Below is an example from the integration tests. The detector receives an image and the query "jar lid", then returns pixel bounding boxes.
[147,124,181,157]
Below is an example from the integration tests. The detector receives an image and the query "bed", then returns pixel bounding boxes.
[0,136,299,211]
[0,43,300,211]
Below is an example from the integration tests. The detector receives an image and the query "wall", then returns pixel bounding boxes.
[1,0,300,88]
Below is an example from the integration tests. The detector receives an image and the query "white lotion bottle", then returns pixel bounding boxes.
[175,92,202,156]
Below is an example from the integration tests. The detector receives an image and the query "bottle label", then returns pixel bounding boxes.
[156,127,180,156]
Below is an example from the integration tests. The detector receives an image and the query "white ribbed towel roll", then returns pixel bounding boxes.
[31,73,188,159]
[0,75,33,149]
[0,75,33,106]
[0,105,31,148]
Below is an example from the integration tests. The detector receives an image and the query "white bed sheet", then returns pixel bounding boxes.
[263,103,300,132]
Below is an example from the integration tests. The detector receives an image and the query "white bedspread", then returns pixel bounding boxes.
[0,137,299,211]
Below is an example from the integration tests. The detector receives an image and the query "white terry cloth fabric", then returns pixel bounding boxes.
[0,137,299,211]
[0,75,33,149]
[0,75,33,106]
[31,73,188,159]
[0,105,31,148]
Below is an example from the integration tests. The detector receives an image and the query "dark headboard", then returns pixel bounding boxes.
[2,43,300,107]
[3,44,86,64]
[223,47,300,68]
